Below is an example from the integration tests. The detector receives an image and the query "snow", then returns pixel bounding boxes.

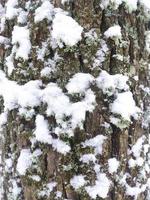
[131,136,146,158]
[17,10,27,24]
[100,0,122,9]
[140,0,150,10]
[52,139,70,155]
[5,0,18,20]
[0,71,95,140]
[0,36,9,44]
[0,71,42,110]
[17,80,42,108]
[42,83,71,120]
[0,112,7,131]
[123,0,138,11]
[83,135,106,155]
[100,0,110,9]
[93,40,109,68]
[41,67,52,77]
[38,182,57,197]
[99,0,150,13]
[52,13,83,46]
[66,73,94,94]
[37,42,47,61]
[34,1,54,23]
[110,91,140,121]
[12,26,31,60]
[85,173,111,199]
[29,175,41,182]
[145,31,150,54]
[96,70,129,96]
[0,0,149,199]
[96,71,141,125]
[43,83,96,130]
[61,0,70,4]
[69,89,96,128]
[80,154,96,164]
[104,25,122,38]
[11,180,22,200]
[34,115,52,144]
[34,115,70,154]
[100,0,138,12]
[136,157,144,166]
[70,175,86,190]
[128,158,136,168]
[108,158,119,174]
[47,182,57,193]
[5,47,16,75]
[126,184,147,199]
[16,149,32,175]
[5,158,13,171]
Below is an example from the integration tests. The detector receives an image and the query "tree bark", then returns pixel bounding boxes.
[0,1,149,200]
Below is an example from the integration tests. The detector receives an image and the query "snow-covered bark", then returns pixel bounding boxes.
[0,0,149,199]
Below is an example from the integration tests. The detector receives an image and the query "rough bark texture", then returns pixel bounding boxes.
[0,1,149,200]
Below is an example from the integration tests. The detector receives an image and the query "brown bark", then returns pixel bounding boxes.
[0,1,149,200]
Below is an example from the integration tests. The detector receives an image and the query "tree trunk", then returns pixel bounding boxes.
[0,0,149,200]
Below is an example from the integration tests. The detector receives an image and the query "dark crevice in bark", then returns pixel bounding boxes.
[109,46,116,74]
[44,153,48,173]
[62,180,68,199]
[78,52,85,73]
[100,10,106,33]
[110,124,121,200]
[77,44,86,73]
[129,36,134,64]
[110,186,116,200]
[110,124,120,158]
[69,1,75,18]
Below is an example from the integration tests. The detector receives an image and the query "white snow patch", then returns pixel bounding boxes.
[83,135,106,155]
[145,31,150,54]
[96,70,129,96]
[85,173,111,199]
[34,115,70,155]
[6,0,18,19]
[104,25,122,38]
[0,36,9,44]
[126,184,147,199]
[42,83,70,120]
[29,175,41,182]
[16,149,32,175]
[100,0,122,9]
[34,1,54,23]
[0,71,95,135]
[80,154,96,164]
[131,136,146,158]
[61,0,70,4]
[52,139,70,155]
[5,46,16,75]
[17,10,27,24]
[11,180,22,199]
[66,73,94,94]
[70,175,86,190]
[0,112,7,130]
[12,26,31,60]
[110,91,140,121]
[43,83,95,129]
[140,0,150,11]
[38,182,57,197]
[52,13,83,46]
[93,40,109,68]
[34,115,52,144]
[108,158,119,174]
